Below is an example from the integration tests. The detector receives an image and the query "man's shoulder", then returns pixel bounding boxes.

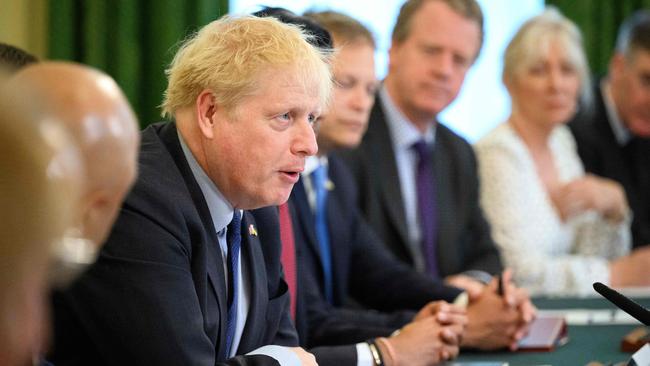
[436,122,475,160]
[124,122,194,223]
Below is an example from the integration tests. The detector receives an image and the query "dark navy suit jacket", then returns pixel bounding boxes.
[341,94,503,277]
[50,122,296,366]
[277,154,461,365]
[569,83,650,248]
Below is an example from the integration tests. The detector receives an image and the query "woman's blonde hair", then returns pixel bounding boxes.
[503,7,592,105]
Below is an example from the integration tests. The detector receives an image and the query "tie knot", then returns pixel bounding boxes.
[412,140,430,160]
[227,210,241,243]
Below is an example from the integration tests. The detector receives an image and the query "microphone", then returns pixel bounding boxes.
[593,282,650,326]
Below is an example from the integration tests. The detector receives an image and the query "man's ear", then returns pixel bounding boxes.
[196,89,217,139]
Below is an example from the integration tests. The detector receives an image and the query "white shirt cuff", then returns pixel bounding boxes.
[247,345,300,366]
[355,342,374,366]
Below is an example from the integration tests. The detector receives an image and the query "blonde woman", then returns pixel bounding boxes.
[476,8,650,296]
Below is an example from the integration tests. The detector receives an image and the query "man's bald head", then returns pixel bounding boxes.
[9,62,140,245]
[0,88,81,365]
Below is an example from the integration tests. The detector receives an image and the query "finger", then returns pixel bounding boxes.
[443,344,460,359]
[440,348,449,362]
[437,313,468,327]
[440,326,462,345]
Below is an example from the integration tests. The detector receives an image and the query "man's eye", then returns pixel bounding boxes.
[278,113,291,121]
[335,78,354,89]
[308,114,317,125]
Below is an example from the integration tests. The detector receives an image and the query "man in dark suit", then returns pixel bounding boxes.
[49,16,331,366]
[342,0,501,298]
[284,8,528,361]
[569,10,650,248]
[250,10,466,366]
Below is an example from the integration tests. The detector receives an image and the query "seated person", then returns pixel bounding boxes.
[475,8,650,296]
[289,9,533,355]
[9,62,140,285]
[256,10,466,366]
[341,0,503,299]
[0,88,80,365]
[569,10,650,248]
[47,16,330,366]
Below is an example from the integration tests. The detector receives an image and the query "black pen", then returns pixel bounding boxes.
[497,273,504,296]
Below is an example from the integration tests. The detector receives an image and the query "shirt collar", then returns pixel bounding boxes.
[302,155,328,177]
[178,131,235,233]
[602,79,633,145]
[380,84,436,150]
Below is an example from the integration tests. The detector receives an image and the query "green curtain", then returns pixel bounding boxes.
[48,0,228,128]
[546,0,650,76]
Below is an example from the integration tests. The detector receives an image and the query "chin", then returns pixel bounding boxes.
[629,120,650,138]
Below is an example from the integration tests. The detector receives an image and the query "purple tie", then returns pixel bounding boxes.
[412,140,439,277]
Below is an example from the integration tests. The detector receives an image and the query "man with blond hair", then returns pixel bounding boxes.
[50,15,331,366]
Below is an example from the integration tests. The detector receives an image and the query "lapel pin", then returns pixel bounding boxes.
[248,224,258,237]
[325,179,335,191]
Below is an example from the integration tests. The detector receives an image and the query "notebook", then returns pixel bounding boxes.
[518,315,568,351]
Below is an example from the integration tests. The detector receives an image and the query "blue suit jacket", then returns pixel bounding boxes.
[288,155,462,348]
[50,122,296,366]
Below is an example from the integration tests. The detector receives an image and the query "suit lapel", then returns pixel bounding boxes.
[236,212,267,353]
[158,123,228,357]
[367,100,411,253]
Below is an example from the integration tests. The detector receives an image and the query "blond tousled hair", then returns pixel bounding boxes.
[161,15,333,119]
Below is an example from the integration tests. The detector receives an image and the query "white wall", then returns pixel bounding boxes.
[230,0,544,142]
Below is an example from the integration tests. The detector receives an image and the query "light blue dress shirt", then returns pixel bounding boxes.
[178,133,298,365]
[380,86,436,273]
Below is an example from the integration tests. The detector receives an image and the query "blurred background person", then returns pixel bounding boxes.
[0,89,81,365]
[291,9,464,365]
[342,0,503,298]
[475,8,650,296]
[8,62,140,286]
[300,6,533,355]
[569,10,650,249]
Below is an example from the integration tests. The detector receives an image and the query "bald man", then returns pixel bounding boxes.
[11,62,139,248]
[0,89,81,366]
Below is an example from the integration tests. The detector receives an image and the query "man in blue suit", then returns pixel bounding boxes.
[49,16,331,366]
